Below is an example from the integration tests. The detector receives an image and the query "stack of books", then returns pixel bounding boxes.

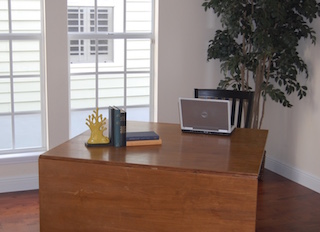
[108,106,162,147]
[126,131,162,147]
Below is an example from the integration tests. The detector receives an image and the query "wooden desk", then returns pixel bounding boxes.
[39,122,268,232]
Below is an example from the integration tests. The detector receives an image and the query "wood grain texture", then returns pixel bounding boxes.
[39,122,268,232]
[39,159,257,232]
[0,190,39,232]
[40,121,268,176]
[3,170,320,232]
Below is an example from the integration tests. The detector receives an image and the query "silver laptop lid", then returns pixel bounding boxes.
[179,98,234,134]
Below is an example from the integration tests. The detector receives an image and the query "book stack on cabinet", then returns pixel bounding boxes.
[126,131,162,147]
[108,106,162,147]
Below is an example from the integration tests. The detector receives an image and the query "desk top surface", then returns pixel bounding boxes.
[40,121,268,177]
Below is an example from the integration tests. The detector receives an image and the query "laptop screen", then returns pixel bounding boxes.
[179,98,232,133]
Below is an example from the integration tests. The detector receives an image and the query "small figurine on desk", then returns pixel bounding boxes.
[85,108,110,145]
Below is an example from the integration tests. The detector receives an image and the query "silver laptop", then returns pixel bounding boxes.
[179,98,235,135]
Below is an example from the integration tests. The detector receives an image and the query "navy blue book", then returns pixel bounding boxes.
[113,107,121,147]
[126,131,159,141]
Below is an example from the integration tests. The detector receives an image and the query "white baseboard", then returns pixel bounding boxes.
[0,153,40,193]
[0,175,39,193]
[265,156,320,194]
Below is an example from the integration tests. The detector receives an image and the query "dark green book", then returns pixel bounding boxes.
[119,109,126,147]
[113,106,121,147]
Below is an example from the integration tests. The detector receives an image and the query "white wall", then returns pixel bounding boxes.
[158,0,320,193]
[262,22,320,193]
[157,0,221,123]
[45,0,70,149]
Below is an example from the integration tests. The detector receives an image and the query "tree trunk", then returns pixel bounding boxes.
[251,59,265,129]
[252,89,260,129]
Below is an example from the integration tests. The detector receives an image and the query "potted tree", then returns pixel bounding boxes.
[203,0,320,128]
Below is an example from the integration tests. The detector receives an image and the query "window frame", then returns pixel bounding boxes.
[0,0,46,155]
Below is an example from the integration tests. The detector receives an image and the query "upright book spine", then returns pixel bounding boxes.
[113,107,121,147]
[108,106,114,146]
[119,109,126,147]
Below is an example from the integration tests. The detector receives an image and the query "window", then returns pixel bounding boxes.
[68,0,154,138]
[0,0,45,154]
[0,0,155,155]
[68,7,114,63]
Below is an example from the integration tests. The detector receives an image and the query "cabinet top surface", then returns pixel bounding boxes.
[40,121,268,176]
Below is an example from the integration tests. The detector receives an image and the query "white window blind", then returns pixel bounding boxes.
[0,0,45,154]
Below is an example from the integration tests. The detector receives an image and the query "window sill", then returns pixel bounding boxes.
[0,152,44,165]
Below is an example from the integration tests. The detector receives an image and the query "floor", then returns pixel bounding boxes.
[0,169,320,232]
[256,170,320,231]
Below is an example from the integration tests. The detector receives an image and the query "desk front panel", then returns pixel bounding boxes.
[39,158,258,232]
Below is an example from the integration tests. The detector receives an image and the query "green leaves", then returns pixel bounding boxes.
[203,0,320,108]
[207,30,240,61]
[264,87,293,108]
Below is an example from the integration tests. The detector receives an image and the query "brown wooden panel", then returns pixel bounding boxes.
[39,159,258,232]
[3,170,320,232]
[41,122,268,176]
